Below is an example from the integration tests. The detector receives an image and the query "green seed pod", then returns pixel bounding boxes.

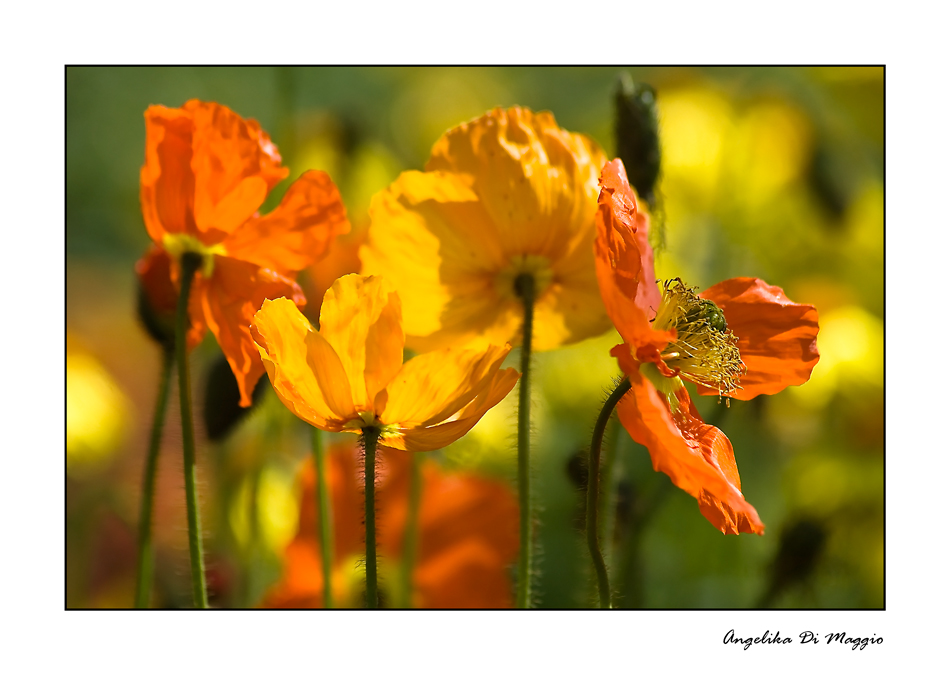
[614,72,661,209]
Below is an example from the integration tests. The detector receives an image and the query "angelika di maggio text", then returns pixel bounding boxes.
[724,630,883,651]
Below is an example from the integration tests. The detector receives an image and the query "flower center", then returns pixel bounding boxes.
[650,278,744,398]
[494,254,554,302]
[162,233,227,278]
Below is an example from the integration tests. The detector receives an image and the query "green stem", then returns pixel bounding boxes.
[362,426,381,608]
[176,252,208,608]
[587,378,632,608]
[514,273,535,609]
[599,416,621,576]
[396,453,423,608]
[312,427,335,608]
[134,347,174,608]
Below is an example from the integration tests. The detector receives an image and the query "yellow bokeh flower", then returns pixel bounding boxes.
[360,106,610,352]
[251,274,520,452]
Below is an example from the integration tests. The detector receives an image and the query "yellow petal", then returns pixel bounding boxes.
[251,298,343,430]
[379,344,512,428]
[396,367,520,452]
[317,274,404,410]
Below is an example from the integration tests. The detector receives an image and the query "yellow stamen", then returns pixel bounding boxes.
[162,233,227,278]
[493,254,554,301]
[651,278,745,398]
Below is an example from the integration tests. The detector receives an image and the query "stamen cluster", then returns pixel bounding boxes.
[652,278,745,397]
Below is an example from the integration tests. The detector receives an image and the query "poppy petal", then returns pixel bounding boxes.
[699,277,820,400]
[225,170,350,276]
[140,105,196,241]
[615,368,764,535]
[252,297,346,429]
[594,159,671,350]
[378,344,512,427]
[184,100,289,237]
[394,367,520,452]
[201,259,305,407]
[317,274,403,410]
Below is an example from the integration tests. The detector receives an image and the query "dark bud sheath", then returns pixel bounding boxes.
[614,72,661,209]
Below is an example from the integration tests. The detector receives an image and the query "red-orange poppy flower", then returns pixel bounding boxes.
[136,99,350,405]
[595,159,820,535]
[262,442,519,608]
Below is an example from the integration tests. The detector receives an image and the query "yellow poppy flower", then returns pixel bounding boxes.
[360,106,610,352]
[251,274,520,452]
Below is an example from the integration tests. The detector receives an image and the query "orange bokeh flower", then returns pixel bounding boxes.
[136,99,349,405]
[360,106,610,353]
[251,274,520,452]
[262,442,519,608]
[595,159,820,535]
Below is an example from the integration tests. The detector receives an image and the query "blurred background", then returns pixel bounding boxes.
[66,66,883,609]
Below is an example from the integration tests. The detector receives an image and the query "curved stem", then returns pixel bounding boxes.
[514,273,535,609]
[362,427,381,608]
[176,252,208,608]
[312,427,334,608]
[396,453,422,608]
[134,347,173,608]
[587,377,632,608]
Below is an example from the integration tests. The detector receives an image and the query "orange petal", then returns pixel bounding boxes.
[140,105,197,242]
[699,277,820,400]
[304,330,357,422]
[317,274,403,410]
[394,366,520,452]
[225,170,351,276]
[201,258,305,407]
[378,343,512,428]
[594,159,671,351]
[183,100,289,237]
[615,368,764,535]
[251,297,346,429]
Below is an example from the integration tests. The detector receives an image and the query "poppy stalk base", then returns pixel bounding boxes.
[312,427,334,608]
[134,348,173,608]
[587,377,632,608]
[177,252,209,608]
[514,273,535,609]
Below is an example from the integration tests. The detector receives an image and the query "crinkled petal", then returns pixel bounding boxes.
[426,107,606,263]
[615,368,764,535]
[378,344,512,427]
[225,170,350,276]
[318,274,403,410]
[699,277,820,400]
[392,367,520,452]
[184,100,289,237]
[594,159,671,350]
[140,105,196,242]
[251,297,346,430]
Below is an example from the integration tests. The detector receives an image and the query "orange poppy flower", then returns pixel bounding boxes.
[251,274,520,452]
[136,99,350,405]
[360,106,610,353]
[262,442,519,608]
[595,159,820,535]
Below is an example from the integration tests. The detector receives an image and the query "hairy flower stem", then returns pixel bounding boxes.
[176,252,209,608]
[312,427,335,608]
[133,347,173,608]
[514,273,535,609]
[396,453,422,608]
[362,426,381,608]
[587,377,632,608]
